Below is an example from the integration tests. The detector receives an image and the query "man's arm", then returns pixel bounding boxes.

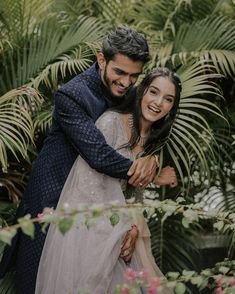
[54,91,132,179]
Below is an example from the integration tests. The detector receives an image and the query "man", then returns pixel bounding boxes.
[0,26,158,293]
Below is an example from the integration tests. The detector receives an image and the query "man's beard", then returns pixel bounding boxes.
[103,66,129,106]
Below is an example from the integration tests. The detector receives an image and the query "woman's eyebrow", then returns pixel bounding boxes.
[149,85,175,98]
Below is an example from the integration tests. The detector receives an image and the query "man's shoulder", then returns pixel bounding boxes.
[57,63,100,95]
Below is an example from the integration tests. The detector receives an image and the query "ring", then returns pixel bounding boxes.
[124,250,129,256]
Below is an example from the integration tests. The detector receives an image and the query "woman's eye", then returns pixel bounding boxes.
[166,97,174,103]
[150,90,157,95]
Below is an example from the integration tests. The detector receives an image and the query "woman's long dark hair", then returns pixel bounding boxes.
[112,67,182,154]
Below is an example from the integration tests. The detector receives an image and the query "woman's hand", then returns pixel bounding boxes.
[119,225,139,263]
[127,155,158,188]
[153,166,178,187]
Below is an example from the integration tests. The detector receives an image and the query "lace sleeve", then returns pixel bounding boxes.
[95,111,121,148]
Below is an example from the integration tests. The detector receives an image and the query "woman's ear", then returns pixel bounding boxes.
[97,53,106,70]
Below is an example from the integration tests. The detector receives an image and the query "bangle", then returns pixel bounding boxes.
[131,224,139,237]
[154,155,159,167]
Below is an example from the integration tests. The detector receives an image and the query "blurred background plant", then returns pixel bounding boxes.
[0,0,235,293]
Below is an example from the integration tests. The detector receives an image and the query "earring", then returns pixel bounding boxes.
[164,114,170,121]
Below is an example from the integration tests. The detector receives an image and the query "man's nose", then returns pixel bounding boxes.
[120,75,132,87]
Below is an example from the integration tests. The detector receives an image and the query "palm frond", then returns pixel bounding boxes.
[29,45,96,90]
[127,0,176,31]
[199,49,235,77]
[159,16,235,77]
[0,232,15,293]
[194,183,235,212]
[0,240,15,292]
[1,16,105,93]
[149,216,200,273]
[90,0,136,27]
[0,0,54,42]
[0,88,41,171]
[161,62,227,191]
[0,271,16,294]
[0,166,27,202]
[33,109,52,134]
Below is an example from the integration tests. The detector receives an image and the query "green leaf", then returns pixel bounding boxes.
[176,197,185,204]
[84,219,91,230]
[191,276,203,286]
[0,229,16,245]
[182,217,190,228]
[92,210,103,218]
[201,269,213,276]
[109,213,120,227]
[174,282,186,294]
[21,222,35,239]
[18,214,35,238]
[58,217,74,235]
[41,223,49,234]
[182,270,196,278]
[167,281,177,288]
[183,209,199,223]
[213,221,224,231]
[218,266,230,274]
[229,213,235,221]
[166,272,180,279]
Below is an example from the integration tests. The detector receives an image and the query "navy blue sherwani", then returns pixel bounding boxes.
[0,63,133,294]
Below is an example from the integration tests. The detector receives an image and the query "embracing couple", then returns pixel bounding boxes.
[0,26,181,294]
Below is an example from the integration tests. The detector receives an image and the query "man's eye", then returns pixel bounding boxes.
[131,74,139,79]
[115,70,124,75]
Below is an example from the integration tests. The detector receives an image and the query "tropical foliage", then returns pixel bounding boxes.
[0,0,235,293]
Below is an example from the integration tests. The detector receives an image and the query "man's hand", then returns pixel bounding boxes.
[127,155,158,188]
[120,225,138,263]
[153,166,178,187]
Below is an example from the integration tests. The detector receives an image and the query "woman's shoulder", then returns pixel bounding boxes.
[96,110,123,124]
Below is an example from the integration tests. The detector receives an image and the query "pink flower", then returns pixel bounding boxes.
[216,277,224,287]
[37,213,44,218]
[229,280,235,286]
[124,268,138,281]
[138,268,148,281]
[150,277,161,288]
[120,288,129,294]
[147,287,158,294]
[216,287,223,294]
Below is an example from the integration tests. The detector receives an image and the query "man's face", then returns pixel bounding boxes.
[97,53,144,101]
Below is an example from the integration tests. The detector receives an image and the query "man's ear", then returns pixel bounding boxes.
[97,53,106,70]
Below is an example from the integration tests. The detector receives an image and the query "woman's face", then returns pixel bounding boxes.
[141,76,176,125]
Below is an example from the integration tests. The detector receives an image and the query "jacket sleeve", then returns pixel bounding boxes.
[54,89,132,179]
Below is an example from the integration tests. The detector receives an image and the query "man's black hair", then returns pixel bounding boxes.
[102,25,150,63]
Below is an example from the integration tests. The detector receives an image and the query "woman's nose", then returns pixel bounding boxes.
[155,96,163,105]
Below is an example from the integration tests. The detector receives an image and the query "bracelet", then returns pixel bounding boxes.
[131,224,138,230]
[131,224,139,237]
[154,155,159,167]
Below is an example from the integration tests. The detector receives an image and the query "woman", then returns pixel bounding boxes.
[35,68,181,294]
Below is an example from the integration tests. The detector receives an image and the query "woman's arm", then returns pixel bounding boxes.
[153,166,178,187]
